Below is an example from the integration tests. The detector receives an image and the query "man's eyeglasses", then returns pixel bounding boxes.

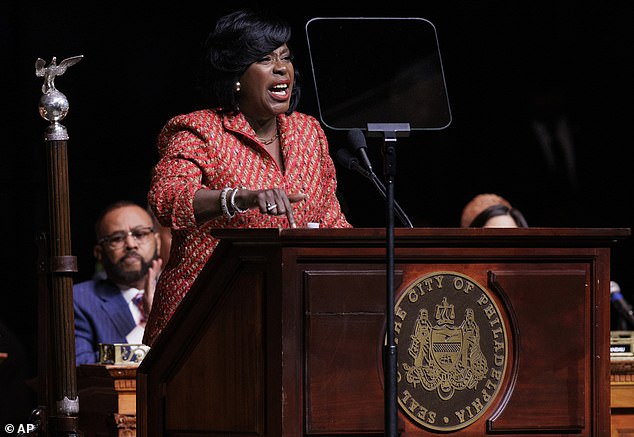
[98,227,155,249]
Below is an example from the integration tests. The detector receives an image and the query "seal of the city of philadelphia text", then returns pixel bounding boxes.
[394,271,508,431]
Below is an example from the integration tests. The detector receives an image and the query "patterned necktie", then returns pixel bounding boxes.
[132,292,147,326]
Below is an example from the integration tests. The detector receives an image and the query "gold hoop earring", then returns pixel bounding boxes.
[234,81,241,92]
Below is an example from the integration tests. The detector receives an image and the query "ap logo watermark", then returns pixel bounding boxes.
[4,423,36,434]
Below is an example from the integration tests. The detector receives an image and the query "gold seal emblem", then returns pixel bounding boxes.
[394,271,508,431]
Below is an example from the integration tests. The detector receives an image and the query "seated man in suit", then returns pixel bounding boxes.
[74,201,163,365]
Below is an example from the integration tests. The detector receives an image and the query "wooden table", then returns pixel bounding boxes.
[77,364,138,437]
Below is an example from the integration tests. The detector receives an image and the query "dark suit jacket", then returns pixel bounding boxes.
[73,278,136,365]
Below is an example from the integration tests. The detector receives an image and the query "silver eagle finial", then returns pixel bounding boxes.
[35,55,83,94]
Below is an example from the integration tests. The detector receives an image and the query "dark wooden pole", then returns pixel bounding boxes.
[35,55,83,436]
[44,138,80,436]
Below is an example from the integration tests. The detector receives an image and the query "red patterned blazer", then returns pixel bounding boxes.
[144,109,351,346]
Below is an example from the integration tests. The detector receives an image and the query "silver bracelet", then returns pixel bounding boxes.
[230,187,249,214]
[220,187,234,218]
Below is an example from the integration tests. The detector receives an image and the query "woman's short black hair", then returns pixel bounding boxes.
[198,9,301,114]
[469,204,529,228]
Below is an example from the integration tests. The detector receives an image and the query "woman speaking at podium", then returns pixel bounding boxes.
[143,9,351,346]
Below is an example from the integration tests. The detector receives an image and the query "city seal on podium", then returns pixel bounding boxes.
[394,271,508,432]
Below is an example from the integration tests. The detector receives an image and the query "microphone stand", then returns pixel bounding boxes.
[367,122,410,437]
[369,173,414,228]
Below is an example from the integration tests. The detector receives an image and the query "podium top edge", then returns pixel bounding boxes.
[210,227,631,246]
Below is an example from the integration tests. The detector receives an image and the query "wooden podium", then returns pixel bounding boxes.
[137,227,629,436]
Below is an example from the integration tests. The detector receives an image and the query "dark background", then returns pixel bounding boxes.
[1,1,632,421]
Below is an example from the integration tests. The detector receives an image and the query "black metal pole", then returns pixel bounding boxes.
[382,132,398,437]
[368,122,409,436]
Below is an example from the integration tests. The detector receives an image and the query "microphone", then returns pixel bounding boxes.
[347,128,374,174]
[338,130,414,228]
[335,148,372,179]
[611,281,634,328]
